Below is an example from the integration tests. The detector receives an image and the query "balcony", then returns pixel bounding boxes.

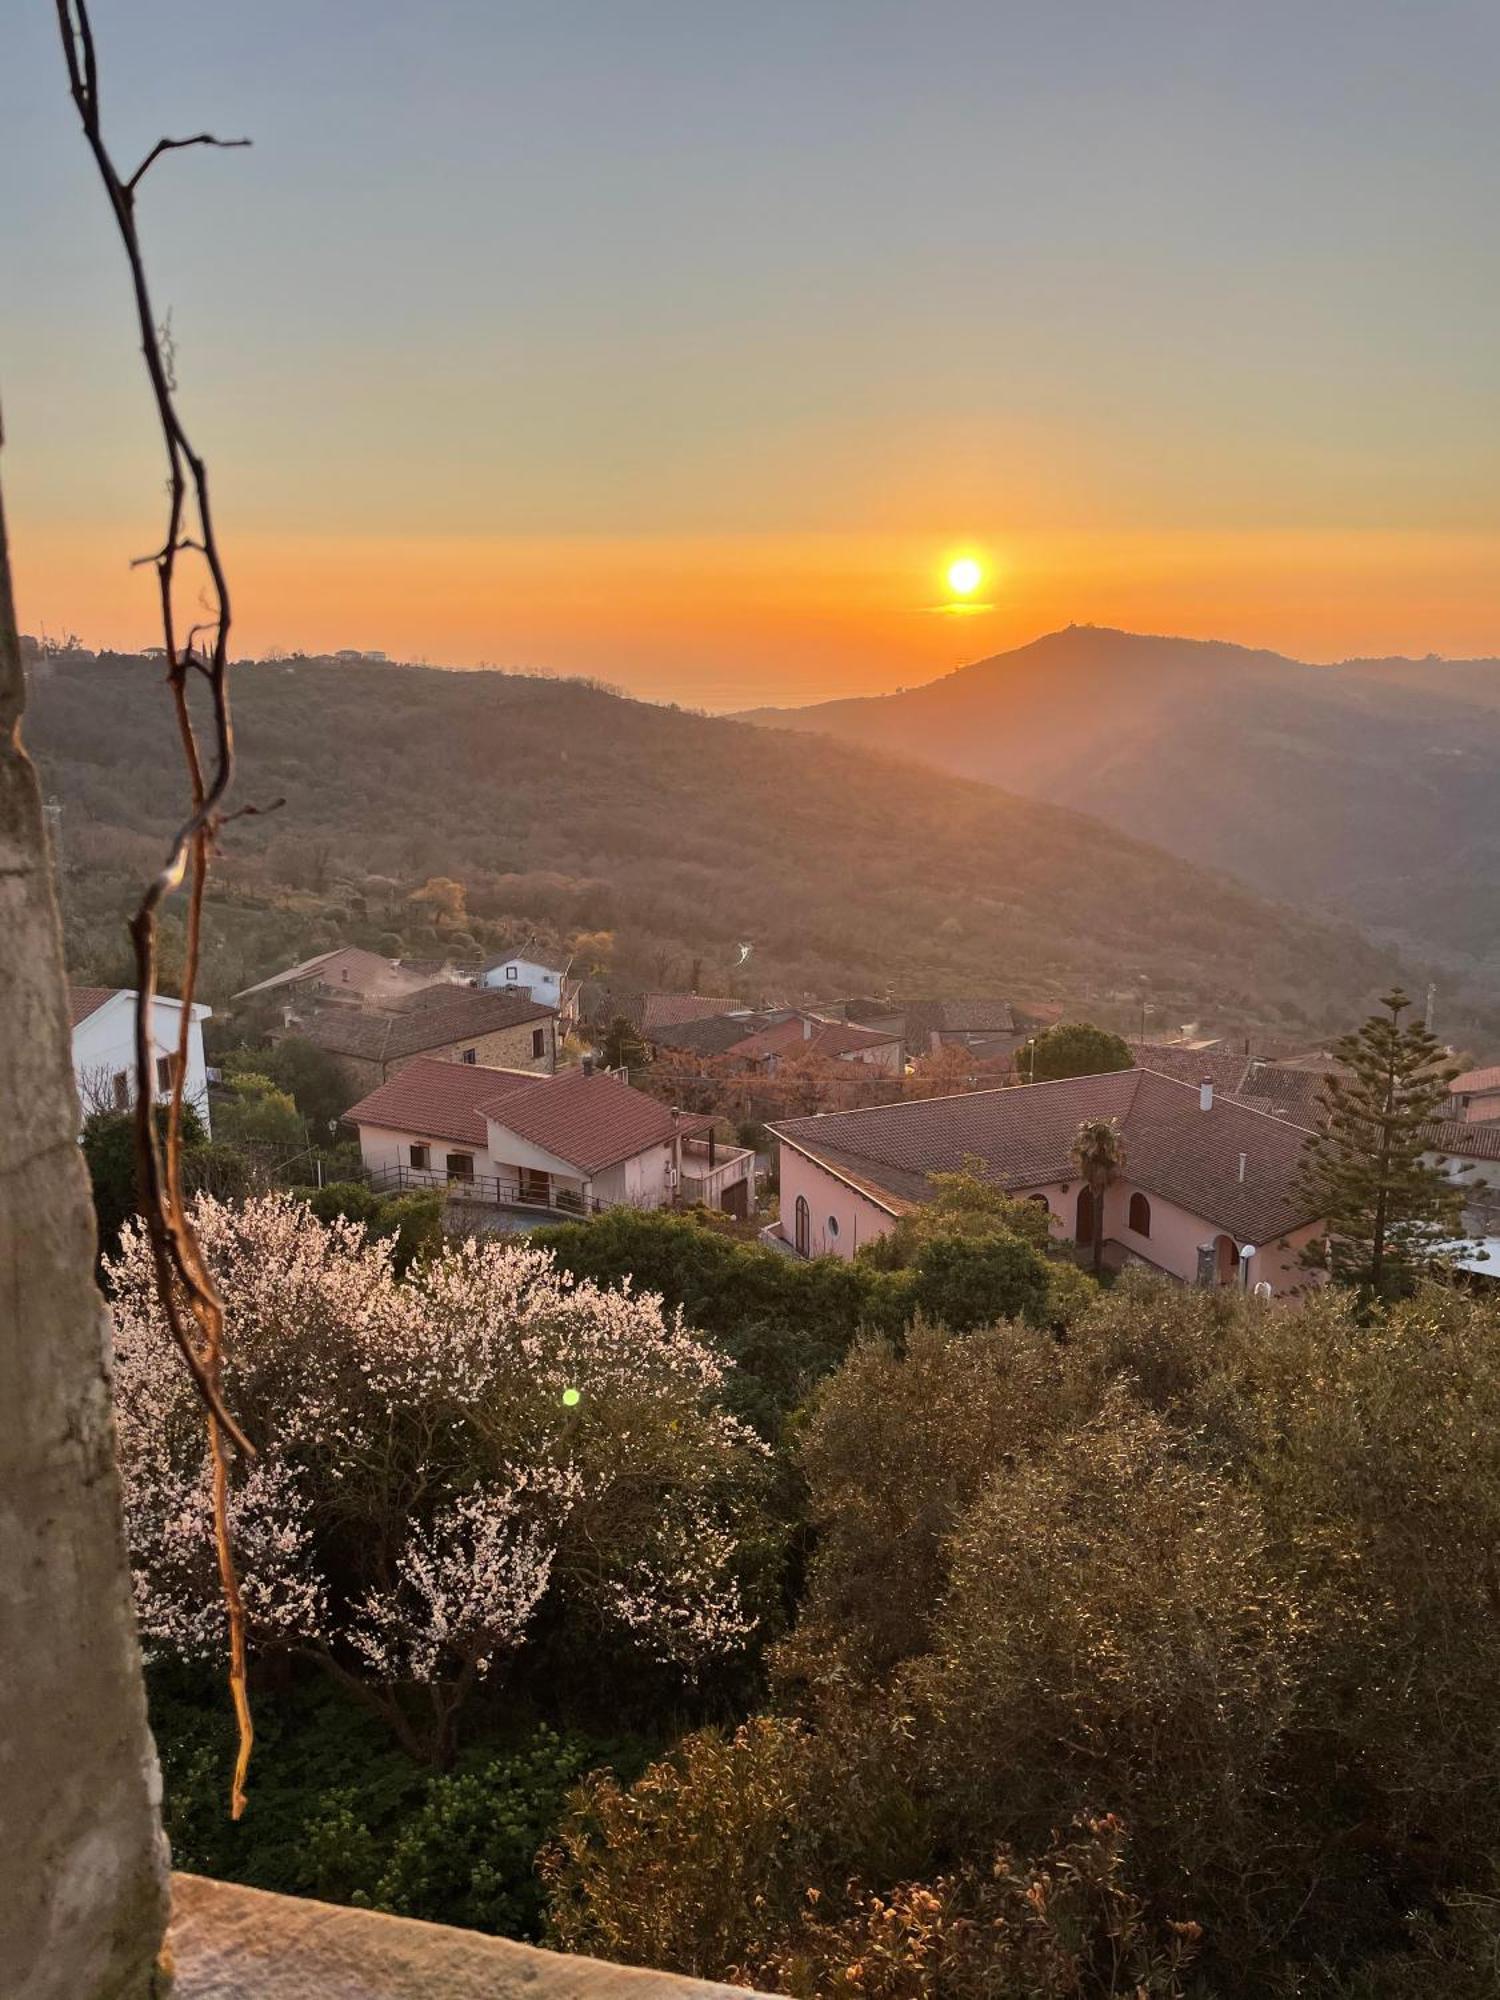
[364,1161,604,1217]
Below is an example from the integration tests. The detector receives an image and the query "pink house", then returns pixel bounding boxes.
[1447,1066,1500,1126]
[769,1067,1325,1295]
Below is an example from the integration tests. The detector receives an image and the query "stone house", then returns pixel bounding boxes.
[287,987,557,1093]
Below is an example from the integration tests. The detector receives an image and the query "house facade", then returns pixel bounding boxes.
[770,1067,1324,1295]
[234,946,436,1012]
[481,949,579,1025]
[286,988,557,1092]
[344,1058,755,1219]
[1447,1067,1500,1126]
[70,987,212,1133]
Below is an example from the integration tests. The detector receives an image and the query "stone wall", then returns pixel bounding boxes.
[0,459,169,1994]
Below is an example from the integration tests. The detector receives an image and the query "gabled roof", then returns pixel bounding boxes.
[68,986,209,1028]
[1128,1043,1340,1126]
[650,1012,771,1056]
[731,1016,901,1061]
[234,947,412,1000]
[484,1068,695,1175]
[344,1058,698,1174]
[69,985,120,1027]
[1421,1119,1500,1164]
[639,993,744,1034]
[1451,1066,1500,1096]
[343,1059,541,1146]
[485,942,571,976]
[773,1067,1320,1245]
[301,990,554,1065]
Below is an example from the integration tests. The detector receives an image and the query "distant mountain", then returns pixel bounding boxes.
[22,649,1410,1037]
[739,627,1500,971]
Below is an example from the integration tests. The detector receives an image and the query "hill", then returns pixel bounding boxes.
[740,626,1500,974]
[21,647,1413,1036]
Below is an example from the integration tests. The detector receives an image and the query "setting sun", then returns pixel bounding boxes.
[947,557,983,596]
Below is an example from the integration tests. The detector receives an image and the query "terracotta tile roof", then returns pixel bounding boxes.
[68,985,120,1027]
[1451,1067,1500,1096]
[639,993,744,1033]
[343,1059,541,1146]
[1421,1119,1500,1164]
[1128,1043,1340,1125]
[773,1067,1320,1245]
[484,1068,687,1174]
[651,1012,770,1056]
[344,1058,690,1174]
[300,991,553,1065]
[732,1016,900,1061]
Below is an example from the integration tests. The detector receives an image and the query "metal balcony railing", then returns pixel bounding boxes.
[363,1162,602,1215]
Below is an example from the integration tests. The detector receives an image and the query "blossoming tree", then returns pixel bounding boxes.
[108,1194,766,1762]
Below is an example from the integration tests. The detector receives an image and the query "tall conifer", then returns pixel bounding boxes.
[1298,988,1467,1298]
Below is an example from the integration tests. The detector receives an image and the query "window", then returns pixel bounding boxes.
[505,965,518,982]
[531,1027,546,1058]
[461,1047,477,1064]
[793,1194,810,1257]
[155,1052,180,1094]
[826,1214,840,1240]
[1128,1192,1152,1238]
[111,1070,130,1110]
[409,1144,430,1171]
[445,1152,474,1182]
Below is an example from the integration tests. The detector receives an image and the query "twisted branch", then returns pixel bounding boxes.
[57,0,256,1818]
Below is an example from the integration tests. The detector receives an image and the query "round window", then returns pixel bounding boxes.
[827,1214,841,1239]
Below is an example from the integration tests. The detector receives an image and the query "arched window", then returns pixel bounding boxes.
[794,1195,810,1257]
[1128,1192,1151,1238]
[1075,1185,1095,1245]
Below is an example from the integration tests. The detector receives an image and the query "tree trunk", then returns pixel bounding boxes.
[0,449,170,1994]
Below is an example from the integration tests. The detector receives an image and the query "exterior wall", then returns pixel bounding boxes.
[73,991,212,1134]
[843,1038,902,1075]
[309,949,428,1006]
[776,1142,1316,1296]
[390,1017,555,1077]
[483,958,566,1011]
[775,1143,899,1258]
[1450,1086,1500,1125]
[593,1139,675,1210]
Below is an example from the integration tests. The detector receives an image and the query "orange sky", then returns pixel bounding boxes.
[16,523,1500,708]
[9,5,1500,706]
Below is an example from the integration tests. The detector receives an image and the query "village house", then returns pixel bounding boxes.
[233,945,447,1012]
[729,1013,904,1075]
[768,1067,1325,1294]
[285,988,558,1093]
[70,986,213,1132]
[1446,1065,1500,1125]
[480,945,580,1027]
[1127,1041,1340,1124]
[344,1057,755,1218]
[623,991,747,1040]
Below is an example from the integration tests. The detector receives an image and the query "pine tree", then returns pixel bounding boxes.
[1296,988,1467,1299]
[600,1015,650,1077]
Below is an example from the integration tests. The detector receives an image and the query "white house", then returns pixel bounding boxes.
[480,948,578,1025]
[343,1056,755,1218]
[70,987,213,1134]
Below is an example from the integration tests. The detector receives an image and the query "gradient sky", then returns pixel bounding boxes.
[4,1,1499,705]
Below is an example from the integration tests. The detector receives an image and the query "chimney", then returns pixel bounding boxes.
[581,1054,594,1077]
[1238,1151,1247,1182]
[1200,1077,1214,1112]
[802,1015,814,1041]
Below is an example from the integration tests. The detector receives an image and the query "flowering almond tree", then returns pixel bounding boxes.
[108,1194,766,1763]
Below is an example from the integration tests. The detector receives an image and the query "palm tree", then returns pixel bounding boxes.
[1070,1115,1126,1280]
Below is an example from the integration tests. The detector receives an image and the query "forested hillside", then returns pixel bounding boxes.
[24,648,1410,1033]
[742,624,1500,976]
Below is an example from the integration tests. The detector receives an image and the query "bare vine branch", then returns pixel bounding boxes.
[57,0,256,1818]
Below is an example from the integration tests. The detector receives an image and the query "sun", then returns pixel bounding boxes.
[947,556,982,596]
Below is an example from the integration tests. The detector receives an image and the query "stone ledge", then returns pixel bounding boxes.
[167,1873,775,1998]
